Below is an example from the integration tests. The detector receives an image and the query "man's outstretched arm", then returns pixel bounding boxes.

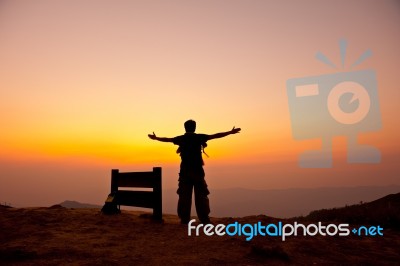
[148,132,174,142]
[208,126,241,140]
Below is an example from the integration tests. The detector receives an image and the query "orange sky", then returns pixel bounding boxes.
[0,0,399,206]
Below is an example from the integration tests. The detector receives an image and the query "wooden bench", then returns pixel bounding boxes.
[109,167,162,220]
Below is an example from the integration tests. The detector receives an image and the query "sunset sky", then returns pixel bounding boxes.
[0,0,399,207]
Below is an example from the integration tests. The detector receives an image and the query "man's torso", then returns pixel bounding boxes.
[173,133,209,170]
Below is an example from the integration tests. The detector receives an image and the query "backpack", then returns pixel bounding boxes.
[101,192,121,215]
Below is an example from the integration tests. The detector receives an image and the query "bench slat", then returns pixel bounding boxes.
[115,172,156,188]
[116,191,155,208]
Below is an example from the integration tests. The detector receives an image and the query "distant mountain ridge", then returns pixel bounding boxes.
[59,200,101,209]
[57,185,400,218]
[163,185,400,218]
[57,192,400,230]
[303,192,400,229]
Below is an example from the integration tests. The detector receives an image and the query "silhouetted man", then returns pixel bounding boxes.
[148,120,241,224]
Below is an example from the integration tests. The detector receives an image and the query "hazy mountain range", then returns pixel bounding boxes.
[58,200,102,209]
[59,185,400,218]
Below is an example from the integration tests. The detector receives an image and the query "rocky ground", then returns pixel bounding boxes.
[1,204,399,265]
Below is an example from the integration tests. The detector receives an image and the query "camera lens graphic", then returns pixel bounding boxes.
[327,81,371,125]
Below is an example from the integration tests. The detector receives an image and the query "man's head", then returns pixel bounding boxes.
[184,119,196,133]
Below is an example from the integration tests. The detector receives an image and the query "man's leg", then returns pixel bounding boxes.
[194,179,210,224]
[177,180,193,224]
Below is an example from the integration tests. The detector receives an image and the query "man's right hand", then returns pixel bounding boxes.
[148,132,157,140]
